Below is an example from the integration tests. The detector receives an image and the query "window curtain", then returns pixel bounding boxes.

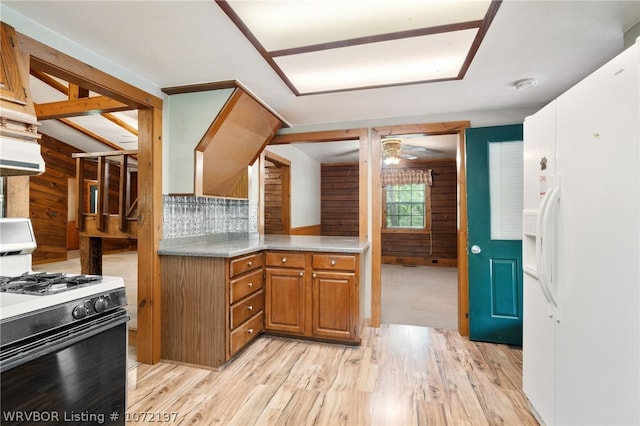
[382,169,433,186]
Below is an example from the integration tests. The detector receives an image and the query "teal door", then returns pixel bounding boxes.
[466,125,523,345]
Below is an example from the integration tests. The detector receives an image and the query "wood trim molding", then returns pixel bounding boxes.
[372,121,470,335]
[370,130,382,327]
[16,30,165,364]
[264,150,291,234]
[456,128,470,336]
[161,80,290,128]
[16,33,162,110]
[290,224,321,236]
[270,128,368,145]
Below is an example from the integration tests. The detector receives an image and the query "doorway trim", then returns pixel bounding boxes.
[17,31,164,363]
[372,121,470,334]
[263,150,291,234]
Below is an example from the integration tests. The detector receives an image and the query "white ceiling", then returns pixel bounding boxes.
[2,0,639,159]
[220,0,495,94]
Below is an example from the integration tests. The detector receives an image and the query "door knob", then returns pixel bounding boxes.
[470,245,482,255]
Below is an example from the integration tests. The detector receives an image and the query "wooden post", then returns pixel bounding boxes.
[119,154,128,231]
[76,157,85,231]
[79,236,102,275]
[96,156,106,231]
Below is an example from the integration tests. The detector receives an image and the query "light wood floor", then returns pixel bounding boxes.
[127,324,538,425]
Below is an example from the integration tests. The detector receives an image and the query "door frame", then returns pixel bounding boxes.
[263,150,291,234]
[17,31,164,363]
[373,122,470,334]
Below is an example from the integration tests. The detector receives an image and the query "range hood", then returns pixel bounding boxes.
[1,23,44,177]
[0,137,45,176]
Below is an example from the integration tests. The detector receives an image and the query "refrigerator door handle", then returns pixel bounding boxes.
[536,184,560,309]
[542,183,561,316]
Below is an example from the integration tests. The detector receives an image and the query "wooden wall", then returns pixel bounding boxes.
[321,163,359,236]
[31,133,136,264]
[30,134,75,263]
[264,165,284,234]
[312,160,459,264]
[381,159,457,266]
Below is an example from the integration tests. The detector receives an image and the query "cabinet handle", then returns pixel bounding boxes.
[331,260,336,266]
[248,328,254,334]
[248,282,253,288]
[299,272,304,277]
[282,257,287,263]
[248,261,253,267]
[247,305,253,311]
[313,273,317,278]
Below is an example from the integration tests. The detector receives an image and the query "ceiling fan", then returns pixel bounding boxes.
[382,138,423,164]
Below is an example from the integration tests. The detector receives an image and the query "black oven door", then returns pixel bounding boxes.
[1,311,128,425]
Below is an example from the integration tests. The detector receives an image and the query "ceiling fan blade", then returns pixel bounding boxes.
[399,153,417,160]
[402,145,426,152]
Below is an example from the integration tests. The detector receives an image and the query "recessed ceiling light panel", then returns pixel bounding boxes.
[274,29,477,93]
[218,0,501,95]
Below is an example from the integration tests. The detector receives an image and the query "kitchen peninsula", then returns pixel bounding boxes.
[159,234,369,369]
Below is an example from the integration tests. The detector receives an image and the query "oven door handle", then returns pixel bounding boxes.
[0,310,128,372]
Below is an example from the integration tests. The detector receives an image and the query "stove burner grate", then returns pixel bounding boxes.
[0,272,103,295]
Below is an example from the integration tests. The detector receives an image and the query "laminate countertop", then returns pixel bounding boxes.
[158,233,370,258]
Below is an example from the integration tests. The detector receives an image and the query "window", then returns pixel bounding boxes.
[383,183,431,232]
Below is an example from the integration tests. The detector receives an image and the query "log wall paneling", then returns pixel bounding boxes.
[321,163,359,237]
[264,165,284,234]
[381,159,458,265]
[30,134,75,263]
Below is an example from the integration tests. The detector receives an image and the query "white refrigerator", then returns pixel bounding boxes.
[522,40,639,425]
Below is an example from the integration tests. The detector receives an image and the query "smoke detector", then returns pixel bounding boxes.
[514,78,538,91]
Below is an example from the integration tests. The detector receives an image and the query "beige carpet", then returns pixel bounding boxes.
[381,264,458,330]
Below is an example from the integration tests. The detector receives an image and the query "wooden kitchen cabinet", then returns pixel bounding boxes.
[227,252,264,359]
[312,254,359,341]
[264,251,360,344]
[264,252,306,334]
[160,252,264,369]
[1,23,31,109]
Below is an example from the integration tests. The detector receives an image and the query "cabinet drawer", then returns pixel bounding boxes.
[230,269,264,304]
[229,252,263,278]
[230,311,264,355]
[265,251,306,268]
[312,254,356,271]
[230,290,264,329]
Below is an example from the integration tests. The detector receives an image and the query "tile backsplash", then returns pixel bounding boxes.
[163,195,258,239]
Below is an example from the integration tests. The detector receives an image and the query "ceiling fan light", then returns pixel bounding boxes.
[384,156,400,165]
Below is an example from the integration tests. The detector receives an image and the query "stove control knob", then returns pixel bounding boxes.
[72,305,88,319]
[94,297,109,313]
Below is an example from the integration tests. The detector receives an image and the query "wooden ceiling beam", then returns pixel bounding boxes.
[102,112,137,136]
[31,69,68,95]
[31,69,137,138]
[58,117,137,159]
[34,96,130,120]
[68,82,89,99]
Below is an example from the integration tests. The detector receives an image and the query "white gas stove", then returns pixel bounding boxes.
[0,218,126,339]
[0,218,129,422]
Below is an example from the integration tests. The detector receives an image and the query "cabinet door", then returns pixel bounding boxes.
[265,267,305,334]
[312,271,357,341]
[1,23,29,107]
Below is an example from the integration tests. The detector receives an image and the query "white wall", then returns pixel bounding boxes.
[265,145,321,228]
[1,6,162,98]
[166,90,234,194]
